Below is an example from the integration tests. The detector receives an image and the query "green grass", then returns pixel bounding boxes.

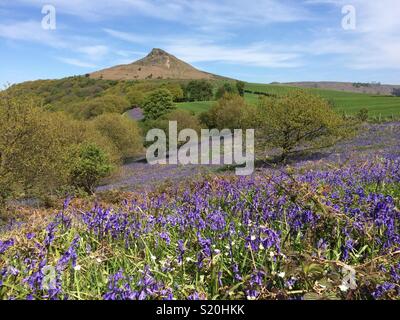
[176,100,215,114]
[246,83,400,118]
[177,82,400,118]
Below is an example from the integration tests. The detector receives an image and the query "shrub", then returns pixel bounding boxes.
[166,109,201,130]
[141,110,201,147]
[161,83,185,102]
[200,94,257,130]
[357,108,369,122]
[92,113,143,161]
[0,94,75,202]
[236,81,246,97]
[142,89,175,120]
[257,90,353,162]
[185,80,214,101]
[215,83,239,100]
[68,143,113,193]
[0,92,120,204]
[126,89,145,107]
[73,94,131,119]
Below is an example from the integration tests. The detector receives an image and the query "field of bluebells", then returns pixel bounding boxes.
[1,124,400,300]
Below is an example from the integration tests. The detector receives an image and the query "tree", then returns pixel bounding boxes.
[236,81,246,97]
[215,83,238,100]
[257,91,352,162]
[162,83,185,102]
[74,94,131,119]
[0,94,74,202]
[392,88,400,97]
[126,89,145,107]
[200,93,257,130]
[92,113,143,161]
[68,143,113,193]
[142,109,202,147]
[142,88,175,120]
[185,80,214,101]
[0,92,121,204]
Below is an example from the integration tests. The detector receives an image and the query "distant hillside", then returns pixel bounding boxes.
[177,82,400,119]
[90,48,228,81]
[284,81,400,95]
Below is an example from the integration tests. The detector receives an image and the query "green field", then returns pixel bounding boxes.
[176,100,215,114]
[177,83,400,118]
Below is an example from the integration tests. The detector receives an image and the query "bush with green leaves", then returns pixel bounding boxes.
[0,93,118,204]
[356,108,369,122]
[0,93,73,203]
[142,88,176,120]
[185,80,214,102]
[215,83,239,100]
[141,109,202,147]
[71,94,131,119]
[236,81,246,97]
[200,93,257,130]
[92,113,143,161]
[161,83,185,102]
[68,143,113,193]
[257,90,354,162]
[126,89,145,107]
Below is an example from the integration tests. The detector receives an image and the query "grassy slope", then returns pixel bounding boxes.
[177,83,400,118]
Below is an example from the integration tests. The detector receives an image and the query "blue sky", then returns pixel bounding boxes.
[0,0,399,86]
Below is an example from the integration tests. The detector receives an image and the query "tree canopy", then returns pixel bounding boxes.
[142,88,176,120]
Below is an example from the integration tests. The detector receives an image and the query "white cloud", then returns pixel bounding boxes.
[103,29,302,68]
[57,57,97,68]
[116,50,146,57]
[165,42,302,68]
[103,28,155,44]
[0,20,110,63]
[77,45,109,60]
[8,0,311,27]
[0,20,65,47]
[2,0,400,75]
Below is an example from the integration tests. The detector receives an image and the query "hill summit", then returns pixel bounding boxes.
[90,48,224,81]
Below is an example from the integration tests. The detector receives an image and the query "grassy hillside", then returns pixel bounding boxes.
[175,100,214,114]
[177,83,400,118]
[247,83,400,117]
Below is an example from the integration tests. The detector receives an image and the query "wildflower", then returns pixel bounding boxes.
[73,265,82,271]
[177,240,185,264]
[373,282,396,299]
[286,277,297,290]
[0,239,14,254]
[232,264,242,282]
[57,235,80,270]
[26,233,36,240]
[159,232,171,245]
[246,290,259,300]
